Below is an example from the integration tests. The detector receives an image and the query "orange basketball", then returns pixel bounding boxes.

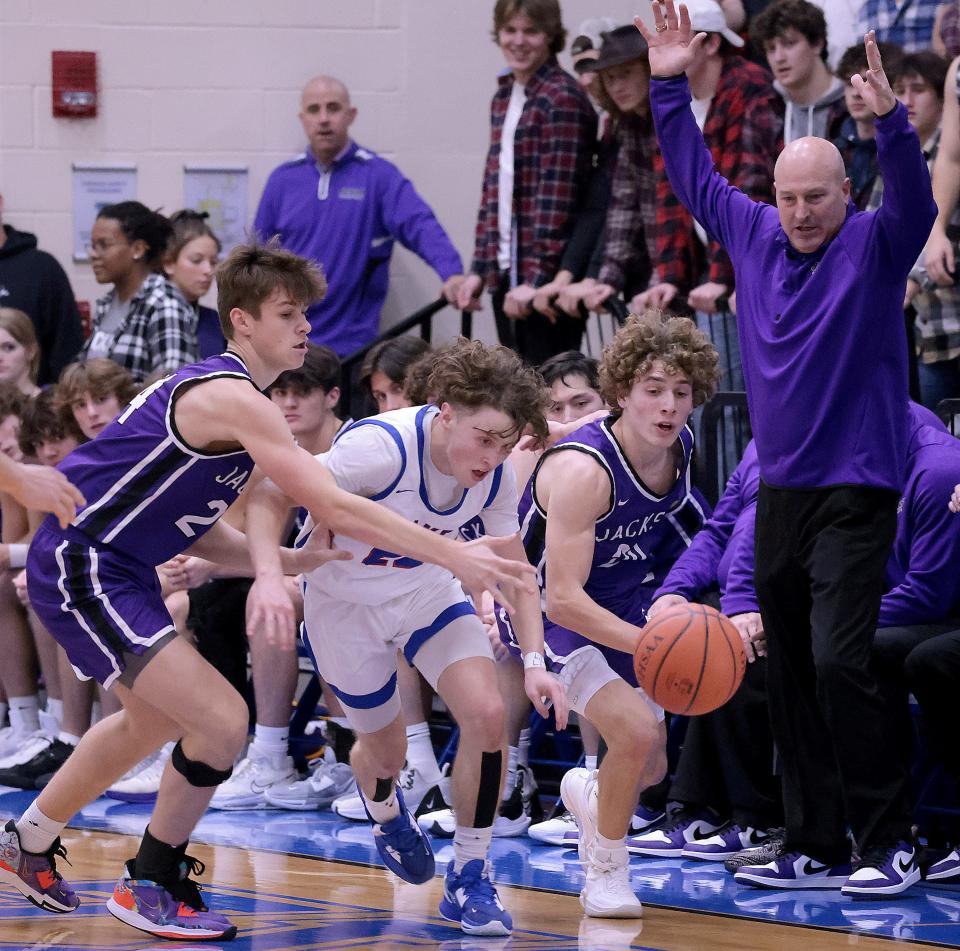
[633,603,746,715]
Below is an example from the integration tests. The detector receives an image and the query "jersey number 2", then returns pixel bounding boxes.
[176,500,229,538]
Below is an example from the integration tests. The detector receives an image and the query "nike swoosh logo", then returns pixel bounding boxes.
[897,856,914,874]
[802,859,829,875]
[617,498,630,506]
[689,825,719,842]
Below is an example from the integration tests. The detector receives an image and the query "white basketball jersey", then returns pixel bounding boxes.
[300,404,519,604]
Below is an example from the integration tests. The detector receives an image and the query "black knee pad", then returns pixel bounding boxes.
[474,749,503,828]
[171,740,234,788]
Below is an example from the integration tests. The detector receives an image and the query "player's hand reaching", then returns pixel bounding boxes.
[634,0,708,78]
[647,593,688,620]
[246,572,298,651]
[524,667,568,730]
[451,534,537,614]
[282,527,352,576]
[8,463,85,529]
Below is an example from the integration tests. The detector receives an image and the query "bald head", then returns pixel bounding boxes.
[300,75,351,109]
[299,75,357,166]
[774,136,851,254]
[775,136,846,186]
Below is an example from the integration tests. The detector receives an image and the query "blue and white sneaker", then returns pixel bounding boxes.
[682,823,777,862]
[925,847,960,883]
[361,785,435,885]
[626,810,723,857]
[841,840,920,898]
[439,859,512,936]
[734,847,852,890]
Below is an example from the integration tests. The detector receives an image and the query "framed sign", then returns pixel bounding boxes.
[72,163,137,261]
[184,165,249,253]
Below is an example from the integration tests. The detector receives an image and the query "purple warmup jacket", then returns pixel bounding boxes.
[652,440,760,617]
[651,76,937,491]
[880,412,960,626]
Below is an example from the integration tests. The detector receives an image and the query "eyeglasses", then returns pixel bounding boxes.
[86,240,124,254]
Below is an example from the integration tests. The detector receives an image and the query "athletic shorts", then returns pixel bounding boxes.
[27,523,177,690]
[301,574,493,734]
[496,605,663,722]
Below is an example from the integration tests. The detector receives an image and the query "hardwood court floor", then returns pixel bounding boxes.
[1,790,958,950]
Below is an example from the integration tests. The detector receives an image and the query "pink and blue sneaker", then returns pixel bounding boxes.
[106,856,237,940]
[439,858,512,936]
[361,784,435,885]
[0,819,78,913]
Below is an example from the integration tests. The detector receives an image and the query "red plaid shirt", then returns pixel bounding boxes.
[653,55,779,292]
[470,58,597,289]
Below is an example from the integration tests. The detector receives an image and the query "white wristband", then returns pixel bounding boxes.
[7,544,27,569]
[522,651,545,670]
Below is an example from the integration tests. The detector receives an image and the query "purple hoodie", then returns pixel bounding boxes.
[653,440,760,616]
[650,76,936,492]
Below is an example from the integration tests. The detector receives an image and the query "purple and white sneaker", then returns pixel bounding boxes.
[0,819,78,913]
[682,823,777,862]
[627,810,723,857]
[734,847,852,890]
[926,847,960,883]
[106,857,237,940]
[841,840,920,898]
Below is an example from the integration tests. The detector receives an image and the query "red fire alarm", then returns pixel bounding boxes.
[52,51,97,118]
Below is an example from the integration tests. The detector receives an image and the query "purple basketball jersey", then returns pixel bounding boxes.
[522,416,708,625]
[56,352,255,566]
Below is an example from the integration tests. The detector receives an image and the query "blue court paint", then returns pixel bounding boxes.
[2,787,960,947]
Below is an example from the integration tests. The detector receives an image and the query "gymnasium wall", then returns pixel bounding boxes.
[0,0,651,345]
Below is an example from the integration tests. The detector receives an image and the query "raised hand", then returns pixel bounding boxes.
[850,31,897,118]
[634,0,707,78]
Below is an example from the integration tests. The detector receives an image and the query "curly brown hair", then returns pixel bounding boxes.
[599,311,720,409]
[19,386,85,458]
[426,338,550,441]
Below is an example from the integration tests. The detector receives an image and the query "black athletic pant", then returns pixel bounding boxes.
[491,273,583,366]
[873,622,960,791]
[670,658,783,829]
[754,482,911,864]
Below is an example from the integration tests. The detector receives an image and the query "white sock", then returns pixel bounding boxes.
[363,782,400,824]
[404,722,441,784]
[0,701,8,727]
[454,824,493,872]
[594,832,628,864]
[45,698,64,726]
[505,745,519,798]
[9,695,40,734]
[56,731,80,746]
[17,802,66,854]
[518,727,531,767]
[584,754,598,772]
[252,724,289,758]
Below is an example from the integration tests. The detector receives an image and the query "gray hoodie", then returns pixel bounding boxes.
[774,76,846,143]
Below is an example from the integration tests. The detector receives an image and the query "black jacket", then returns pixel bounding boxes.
[0,225,83,384]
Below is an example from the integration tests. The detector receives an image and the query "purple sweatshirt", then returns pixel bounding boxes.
[880,414,960,626]
[651,77,937,491]
[255,141,463,356]
[653,440,760,616]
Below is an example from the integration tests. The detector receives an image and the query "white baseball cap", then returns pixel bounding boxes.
[680,0,744,47]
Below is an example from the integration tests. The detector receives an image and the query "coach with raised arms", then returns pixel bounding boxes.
[638,1,936,896]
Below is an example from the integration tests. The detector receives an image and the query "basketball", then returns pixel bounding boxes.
[633,604,747,716]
